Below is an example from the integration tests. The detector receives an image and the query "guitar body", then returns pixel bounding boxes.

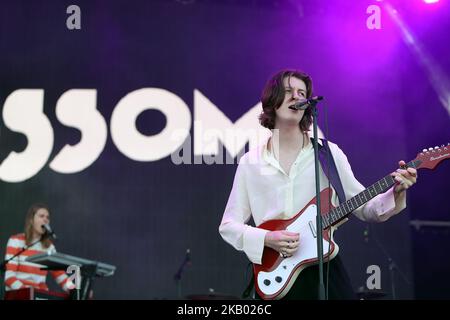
[253,187,339,300]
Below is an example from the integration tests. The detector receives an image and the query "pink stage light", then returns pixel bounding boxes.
[424,0,439,4]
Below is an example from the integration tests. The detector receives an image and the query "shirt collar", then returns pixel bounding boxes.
[263,132,322,156]
[262,132,321,168]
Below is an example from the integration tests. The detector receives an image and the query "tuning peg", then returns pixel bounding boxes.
[422,149,428,152]
[435,146,439,149]
[428,147,433,151]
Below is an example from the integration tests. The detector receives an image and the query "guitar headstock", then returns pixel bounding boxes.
[411,143,450,170]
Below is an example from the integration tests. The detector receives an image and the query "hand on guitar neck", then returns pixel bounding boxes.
[264,230,300,258]
[392,160,418,198]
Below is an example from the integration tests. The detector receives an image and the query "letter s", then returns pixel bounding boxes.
[49,89,107,173]
[0,89,53,182]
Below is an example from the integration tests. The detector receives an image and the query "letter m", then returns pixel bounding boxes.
[194,90,270,158]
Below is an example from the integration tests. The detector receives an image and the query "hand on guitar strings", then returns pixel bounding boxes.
[264,230,300,258]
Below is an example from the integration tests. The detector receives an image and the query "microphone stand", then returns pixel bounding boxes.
[173,249,191,299]
[0,237,42,300]
[311,101,326,300]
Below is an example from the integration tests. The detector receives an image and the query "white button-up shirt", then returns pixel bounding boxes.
[219,138,406,264]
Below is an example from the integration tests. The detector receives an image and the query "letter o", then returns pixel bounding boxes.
[111,88,191,161]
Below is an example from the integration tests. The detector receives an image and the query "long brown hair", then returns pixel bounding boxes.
[259,69,313,132]
[24,203,52,248]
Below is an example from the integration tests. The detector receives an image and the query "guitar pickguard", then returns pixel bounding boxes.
[256,204,337,297]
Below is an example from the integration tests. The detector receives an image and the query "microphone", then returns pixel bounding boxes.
[289,96,324,110]
[42,223,57,240]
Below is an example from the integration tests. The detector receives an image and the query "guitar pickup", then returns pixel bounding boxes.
[309,221,317,238]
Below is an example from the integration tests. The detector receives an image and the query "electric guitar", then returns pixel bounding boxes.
[253,143,450,300]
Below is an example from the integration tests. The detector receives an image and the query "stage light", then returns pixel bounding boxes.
[424,0,439,4]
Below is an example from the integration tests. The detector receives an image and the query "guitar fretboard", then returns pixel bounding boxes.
[322,159,421,229]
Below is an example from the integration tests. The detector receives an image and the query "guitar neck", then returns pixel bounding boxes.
[323,159,421,229]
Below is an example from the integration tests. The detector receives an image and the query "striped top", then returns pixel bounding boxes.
[4,233,73,292]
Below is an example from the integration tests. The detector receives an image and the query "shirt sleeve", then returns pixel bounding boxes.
[4,237,25,291]
[331,144,407,222]
[50,270,75,292]
[219,159,269,264]
[48,245,76,292]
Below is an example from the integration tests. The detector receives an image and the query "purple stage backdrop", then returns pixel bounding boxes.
[1,0,450,299]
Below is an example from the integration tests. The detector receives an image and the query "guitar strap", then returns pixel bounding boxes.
[318,138,347,204]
